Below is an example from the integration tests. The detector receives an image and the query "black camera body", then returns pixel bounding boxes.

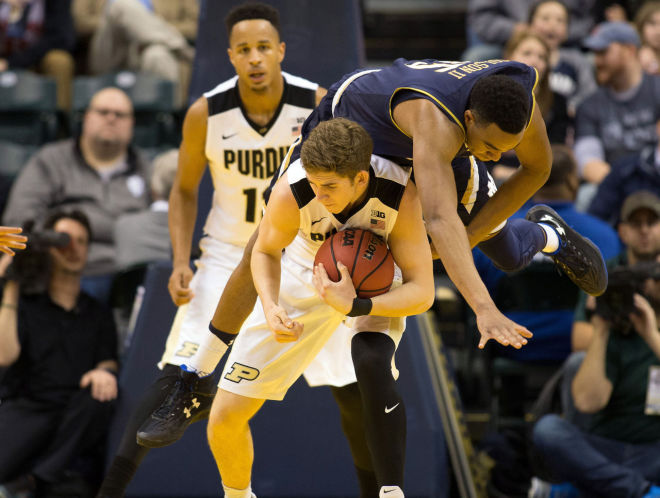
[595,261,660,333]
[4,228,70,294]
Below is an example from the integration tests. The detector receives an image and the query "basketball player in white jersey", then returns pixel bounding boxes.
[207,118,436,498]
[98,4,377,497]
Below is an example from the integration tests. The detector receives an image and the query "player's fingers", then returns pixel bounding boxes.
[336,262,351,281]
[0,246,14,256]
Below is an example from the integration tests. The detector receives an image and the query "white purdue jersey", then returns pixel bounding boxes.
[284,155,411,269]
[203,72,318,246]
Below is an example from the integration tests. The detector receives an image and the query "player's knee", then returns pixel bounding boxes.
[351,333,394,385]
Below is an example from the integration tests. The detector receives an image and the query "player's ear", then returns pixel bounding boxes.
[464,109,475,127]
[278,41,286,63]
[356,170,369,187]
[227,47,234,66]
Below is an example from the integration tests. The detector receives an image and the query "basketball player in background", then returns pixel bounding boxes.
[98,4,378,497]
[207,117,438,498]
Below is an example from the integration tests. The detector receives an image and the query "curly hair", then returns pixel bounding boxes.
[225,2,280,40]
[467,74,530,134]
[301,118,373,178]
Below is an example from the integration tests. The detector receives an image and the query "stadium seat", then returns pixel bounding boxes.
[0,141,37,180]
[71,71,180,148]
[0,70,58,145]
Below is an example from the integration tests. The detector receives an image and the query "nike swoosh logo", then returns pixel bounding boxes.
[222,133,237,140]
[384,403,399,414]
[382,487,399,494]
[311,217,326,226]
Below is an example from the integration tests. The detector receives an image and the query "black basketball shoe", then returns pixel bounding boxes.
[137,369,216,448]
[526,204,608,296]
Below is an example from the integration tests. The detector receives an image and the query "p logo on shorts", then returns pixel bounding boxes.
[224,362,260,383]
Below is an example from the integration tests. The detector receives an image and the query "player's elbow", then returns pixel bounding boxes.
[412,282,436,315]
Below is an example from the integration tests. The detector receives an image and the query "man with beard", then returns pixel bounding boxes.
[574,22,660,192]
[3,87,151,302]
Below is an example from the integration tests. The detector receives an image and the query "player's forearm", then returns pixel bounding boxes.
[370,281,434,317]
[427,214,496,314]
[250,250,282,309]
[168,188,198,267]
[0,281,20,366]
[466,166,547,247]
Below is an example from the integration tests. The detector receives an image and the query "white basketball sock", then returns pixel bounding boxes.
[380,485,404,497]
[538,223,560,253]
[222,483,254,498]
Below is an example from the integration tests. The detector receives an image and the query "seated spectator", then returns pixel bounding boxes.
[0,0,75,109]
[463,0,597,61]
[528,0,598,115]
[474,144,620,362]
[0,209,118,497]
[493,30,572,181]
[2,86,151,303]
[114,148,177,270]
[574,21,660,208]
[588,120,660,225]
[532,260,660,497]
[73,0,198,106]
[574,190,660,350]
[636,1,660,75]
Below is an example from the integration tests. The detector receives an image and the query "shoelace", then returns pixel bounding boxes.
[152,378,193,420]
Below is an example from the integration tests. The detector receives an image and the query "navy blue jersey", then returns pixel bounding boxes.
[301,58,538,163]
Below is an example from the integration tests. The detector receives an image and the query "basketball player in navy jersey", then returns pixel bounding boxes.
[293,59,608,350]
[208,117,437,498]
[97,4,378,497]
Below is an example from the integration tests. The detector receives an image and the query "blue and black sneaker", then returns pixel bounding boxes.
[526,204,608,296]
[137,368,216,448]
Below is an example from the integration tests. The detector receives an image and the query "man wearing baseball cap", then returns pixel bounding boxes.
[573,21,660,210]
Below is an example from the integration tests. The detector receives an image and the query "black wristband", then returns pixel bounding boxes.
[347,297,372,317]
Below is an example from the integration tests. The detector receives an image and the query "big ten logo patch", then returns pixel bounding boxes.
[175,341,200,358]
[224,362,260,383]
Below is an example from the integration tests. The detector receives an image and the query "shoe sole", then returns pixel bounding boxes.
[526,205,608,296]
[136,408,211,448]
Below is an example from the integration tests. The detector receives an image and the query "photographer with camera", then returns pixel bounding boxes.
[531,192,660,498]
[0,209,118,497]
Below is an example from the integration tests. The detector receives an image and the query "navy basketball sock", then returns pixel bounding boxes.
[477,218,546,272]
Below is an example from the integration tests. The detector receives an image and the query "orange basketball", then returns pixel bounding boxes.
[314,228,394,298]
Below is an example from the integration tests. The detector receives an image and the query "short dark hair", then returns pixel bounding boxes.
[467,74,530,134]
[43,208,92,242]
[225,2,281,40]
[301,118,373,178]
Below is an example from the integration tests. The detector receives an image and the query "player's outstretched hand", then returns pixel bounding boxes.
[313,262,356,315]
[264,303,303,343]
[476,307,532,349]
[0,226,27,256]
[168,264,194,305]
